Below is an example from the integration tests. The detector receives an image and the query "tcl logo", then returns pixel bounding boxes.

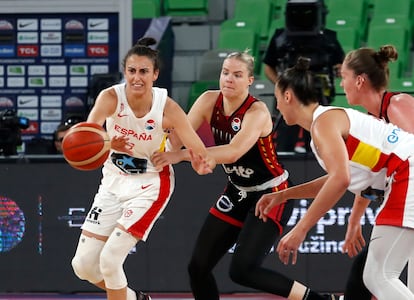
[22,121,39,134]
[17,45,38,57]
[88,45,108,57]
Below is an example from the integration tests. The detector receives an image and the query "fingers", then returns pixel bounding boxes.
[342,241,363,257]
[278,248,297,265]
[255,197,270,222]
[358,235,366,248]
[188,148,194,158]
[343,245,357,258]
[254,202,261,217]
[150,152,165,169]
[342,231,367,257]
[189,149,213,175]
[255,202,266,221]
[291,249,297,265]
[276,233,300,265]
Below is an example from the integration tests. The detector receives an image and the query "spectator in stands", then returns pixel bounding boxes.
[25,117,80,155]
[52,123,72,154]
[263,0,344,152]
[52,115,85,154]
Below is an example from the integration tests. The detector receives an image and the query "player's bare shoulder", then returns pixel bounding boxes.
[193,90,220,110]
[249,98,272,117]
[200,90,220,103]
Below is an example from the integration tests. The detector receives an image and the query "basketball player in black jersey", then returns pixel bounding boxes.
[152,51,338,300]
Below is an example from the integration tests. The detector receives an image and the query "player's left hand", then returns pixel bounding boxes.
[111,135,133,156]
[342,222,366,257]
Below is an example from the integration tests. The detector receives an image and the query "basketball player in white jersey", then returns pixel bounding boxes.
[70,37,214,300]
[256,57,414,300]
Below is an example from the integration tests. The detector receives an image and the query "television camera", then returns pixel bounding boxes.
[0,109,30,156]
[276,0,337,104]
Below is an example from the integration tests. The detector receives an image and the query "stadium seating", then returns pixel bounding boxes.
[198,49,236,81]
[389,77,414,94]
[233,0,275,44]
[218,18,261,73]
[328,24,360,54]
[274,0,288,17]
[371,0,412,18]
[163,0,208,22]
[334,77,344,95]
[250,79,276,113]
[132,0,161,18]
[331,95,366,112]
[369,0,413,39]
[326,0,369,41]
[366,25,410,78]
[187,80,219,111]
[128,0,414,112]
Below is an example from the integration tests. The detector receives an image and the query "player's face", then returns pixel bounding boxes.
[274,84,297,125]
[340,65,360,106]
[124,54,159,95]
[219,58,253,99]
[275,84,290,125]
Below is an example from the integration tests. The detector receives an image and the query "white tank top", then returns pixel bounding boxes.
[103,84,168,174]
[310,105,414,194]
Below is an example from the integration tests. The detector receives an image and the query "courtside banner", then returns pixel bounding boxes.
[0,0,130,143]
[0,154,390,294]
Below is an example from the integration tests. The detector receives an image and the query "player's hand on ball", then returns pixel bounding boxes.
[111,135,133,156]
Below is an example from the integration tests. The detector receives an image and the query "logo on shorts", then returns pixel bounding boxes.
[216,195,234,212]
[124,209,133,218]
[141,184,152,190]
[86,206,102,224]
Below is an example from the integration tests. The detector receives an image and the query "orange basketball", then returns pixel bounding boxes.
[62,122,111,171]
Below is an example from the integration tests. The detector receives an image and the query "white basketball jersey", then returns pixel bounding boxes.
[103,84,168,174]
[311,105,414,195]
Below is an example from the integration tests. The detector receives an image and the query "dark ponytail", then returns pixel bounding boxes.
[121,37,160,71]
[277,57,320,105]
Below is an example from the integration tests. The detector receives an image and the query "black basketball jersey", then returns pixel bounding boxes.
[379,91,400,122]
[210,93,285,187]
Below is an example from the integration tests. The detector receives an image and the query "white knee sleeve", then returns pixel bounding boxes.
[100,228,138,290]
[71,234,105,284]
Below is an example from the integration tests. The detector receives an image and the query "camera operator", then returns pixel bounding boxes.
[0,109,29,156]
[263,0,344,153]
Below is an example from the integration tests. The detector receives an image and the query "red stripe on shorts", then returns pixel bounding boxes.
[128,166,172,238]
